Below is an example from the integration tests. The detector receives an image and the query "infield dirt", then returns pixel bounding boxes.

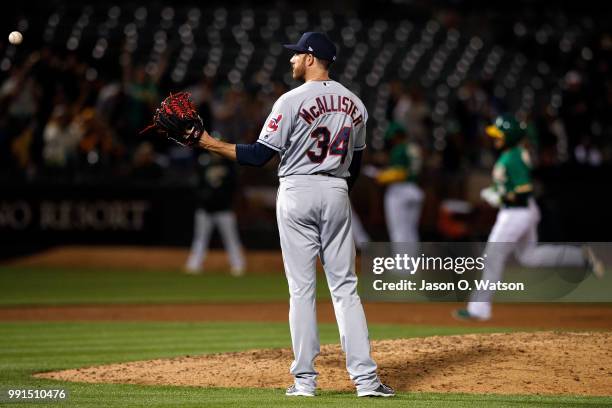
[36,331,612,396]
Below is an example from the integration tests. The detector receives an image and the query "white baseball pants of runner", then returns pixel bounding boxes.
[468,199,585,319]
[276,175,380,393]
[351,204,371,250]
[384,182,424,242]
[185,209,245,272]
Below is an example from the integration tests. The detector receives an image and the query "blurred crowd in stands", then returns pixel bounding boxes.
[0,47,286,184]
[1,4,610,192]
[1,46,609,185]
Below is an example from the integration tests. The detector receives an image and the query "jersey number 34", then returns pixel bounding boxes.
[306,126,351,164]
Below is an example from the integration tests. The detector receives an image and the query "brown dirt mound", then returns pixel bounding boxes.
[36,331,612,396]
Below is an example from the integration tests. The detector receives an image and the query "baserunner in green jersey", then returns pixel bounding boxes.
[454,114,604,321]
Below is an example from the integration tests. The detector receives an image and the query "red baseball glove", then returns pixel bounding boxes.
[141,92,205,147]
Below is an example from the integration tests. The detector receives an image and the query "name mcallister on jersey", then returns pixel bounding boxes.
[299,95,364,126]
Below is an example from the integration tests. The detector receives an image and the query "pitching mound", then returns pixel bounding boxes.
[36,332,612,396]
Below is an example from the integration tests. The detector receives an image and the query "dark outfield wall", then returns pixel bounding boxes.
[1,163,610,259]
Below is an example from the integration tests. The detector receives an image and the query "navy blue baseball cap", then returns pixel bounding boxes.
[283,32,337,63]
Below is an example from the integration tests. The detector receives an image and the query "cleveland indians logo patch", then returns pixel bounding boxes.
[266,114,283,132]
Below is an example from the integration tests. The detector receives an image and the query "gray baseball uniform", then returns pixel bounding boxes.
[258,80,380,393]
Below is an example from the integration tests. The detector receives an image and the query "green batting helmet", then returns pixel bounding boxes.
[485,114,526,147]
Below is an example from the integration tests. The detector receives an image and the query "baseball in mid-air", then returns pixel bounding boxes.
[8,31,23,45]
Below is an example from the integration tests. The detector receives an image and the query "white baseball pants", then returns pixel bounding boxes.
[468,199,585,319]
[276,175,380,394]
[384,182,424,242]
[185,209,245,272]
[351,204,371,250]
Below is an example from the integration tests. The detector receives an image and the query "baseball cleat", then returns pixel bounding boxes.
[452,308,490,321]
[357,383,395,397]
[184,266,203,275]
[230,266,246,277]
[583,246,605,279]
[285,385,315,397]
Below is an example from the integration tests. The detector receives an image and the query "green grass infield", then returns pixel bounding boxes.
[0,321,610,407]
[0,267,314,305]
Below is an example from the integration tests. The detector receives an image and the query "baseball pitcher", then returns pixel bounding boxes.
[143,32,394,397]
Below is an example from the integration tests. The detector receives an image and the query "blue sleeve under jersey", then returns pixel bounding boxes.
[236,142,277,167]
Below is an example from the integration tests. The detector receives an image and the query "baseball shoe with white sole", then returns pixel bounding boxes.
[583,246,605,279]
[357,383,395,397]
[285,385,315,397]
[230,266,246,277]
[452,308,490,321]
[184,265,203,275]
